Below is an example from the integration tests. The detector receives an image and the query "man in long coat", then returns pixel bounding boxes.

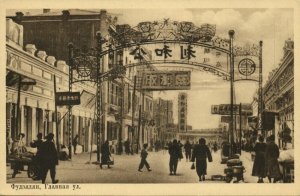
[168,139,181,175]
[40,133,59,184]
[191,138,212,181]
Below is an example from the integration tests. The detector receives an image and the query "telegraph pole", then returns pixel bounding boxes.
[131,76,137,145]
[68,43,74,160]
[53,75,60,152]
[229,30,235,156]
[258,41,263,136]
[96,32,102,162]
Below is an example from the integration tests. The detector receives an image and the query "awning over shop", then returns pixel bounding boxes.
[6,70,36,88]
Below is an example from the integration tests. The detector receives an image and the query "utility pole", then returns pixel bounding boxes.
[137,104,142,153]
[15,75,22,140]
[131,76,137,144]
[229,30,235,156]
[68,43,74,160]
[258,41,263,137]
[53,75,60,152]
[96,32,102,162]
[239,103,242,155]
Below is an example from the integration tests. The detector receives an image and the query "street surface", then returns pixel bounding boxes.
[7,150,259,183]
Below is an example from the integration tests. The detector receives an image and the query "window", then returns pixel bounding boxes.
[108,82,123,107]
[117,51,123,66]
[108,49,114,69]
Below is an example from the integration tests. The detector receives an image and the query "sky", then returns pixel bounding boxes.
[110,8,293,129]
[6,8,294,129]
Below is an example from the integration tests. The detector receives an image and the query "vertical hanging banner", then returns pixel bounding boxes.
[234,43,260,81]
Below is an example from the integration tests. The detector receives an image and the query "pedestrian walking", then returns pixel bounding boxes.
[184,140,192,162]
[251,135,267,183]
[30,133,43,180]
[40,133,59,184]
[265,135,281,183]
[213,141,218,152]
[191,138,212,182]
[138,143,152,172]
[124,139,130,155]
[168,139,181,175]
[100,140,111,169]
[178,140,184,161]
[72,134,79,155]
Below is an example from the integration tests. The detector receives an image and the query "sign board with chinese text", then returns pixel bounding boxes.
[55,92,81,106]
[211,104,252,115]
[141,71,191,90]
[129,43,229,77]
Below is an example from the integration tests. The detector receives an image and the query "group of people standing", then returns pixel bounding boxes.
[252,134,281,183]
[10,132,59,184]
[137,138,213,182]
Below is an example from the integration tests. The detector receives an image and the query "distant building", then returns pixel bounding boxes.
[153,98,174,142]
[164,128,225,144]
[178,92,187,132]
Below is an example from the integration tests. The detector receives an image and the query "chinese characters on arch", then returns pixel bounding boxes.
[129,43,229,75]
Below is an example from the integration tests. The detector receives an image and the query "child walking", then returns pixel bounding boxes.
[138,144,152,172]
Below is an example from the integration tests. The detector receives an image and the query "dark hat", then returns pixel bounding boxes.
[46,133,54,140]
[37,133,43,138]
[199,138,206,145]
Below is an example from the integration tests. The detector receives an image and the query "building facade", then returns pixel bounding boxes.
[263,39,294,148]
[153,98,174,142]
[6,18,97,152]
[7,9,155,152]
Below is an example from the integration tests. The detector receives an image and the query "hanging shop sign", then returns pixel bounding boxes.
[211,104,252,115]
[234,44,260,81]
[141,71,191,90]
[55,92,81,106]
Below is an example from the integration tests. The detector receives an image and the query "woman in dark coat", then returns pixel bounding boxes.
[191,138,212,181]
[265,135,281,183]
[252,135,267,183]
[100,140,111,169]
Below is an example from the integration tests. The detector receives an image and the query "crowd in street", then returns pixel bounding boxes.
[7,130,293,184]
